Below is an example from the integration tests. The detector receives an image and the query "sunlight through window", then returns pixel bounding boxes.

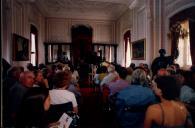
[175,20,192,67]
[31,33,36,66]
[125,38,131,67]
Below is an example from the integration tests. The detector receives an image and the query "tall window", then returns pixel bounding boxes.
[30,25,38,66]
[175,20,192,67]
[124,30,131,67]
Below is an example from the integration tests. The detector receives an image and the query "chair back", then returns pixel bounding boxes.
[47,102,73,123]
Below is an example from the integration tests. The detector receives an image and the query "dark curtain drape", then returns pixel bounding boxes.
[189,20,195,65]
[124,30,130,66]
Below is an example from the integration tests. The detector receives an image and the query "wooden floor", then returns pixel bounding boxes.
[79,88,118,128]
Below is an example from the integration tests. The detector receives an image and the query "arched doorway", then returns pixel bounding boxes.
[71,25,93,87]
[71,25,93,65]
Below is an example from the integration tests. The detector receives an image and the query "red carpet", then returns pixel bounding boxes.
[79,87,118,128]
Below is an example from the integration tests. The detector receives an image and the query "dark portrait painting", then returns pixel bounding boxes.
[132,38,146,60]
[13,34,29,61]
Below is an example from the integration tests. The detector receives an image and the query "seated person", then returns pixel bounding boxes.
[8,71,35,126]
[107,67,129,96]
[49,70,78,114]
[93,66,107,85]
[115,68,156,128]
[16,88,51,128]
[144,76,193,128]
[33,70,48,88]
[125,67,133,84]
[100,64,119,89]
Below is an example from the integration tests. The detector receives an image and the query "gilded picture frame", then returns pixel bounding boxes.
[131,38,146,60]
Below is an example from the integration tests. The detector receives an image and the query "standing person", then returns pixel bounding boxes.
[144,76,193,128]
[16,88,51,128]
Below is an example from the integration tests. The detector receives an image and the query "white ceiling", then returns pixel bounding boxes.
[33,0,135,20]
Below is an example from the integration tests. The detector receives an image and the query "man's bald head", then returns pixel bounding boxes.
[19,71,35,88]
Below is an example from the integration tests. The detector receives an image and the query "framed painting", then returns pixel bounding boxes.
[13,34,29,61]
[132,38,146,60]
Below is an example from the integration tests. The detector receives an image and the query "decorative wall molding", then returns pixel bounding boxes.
[35,0,130,20]
[45,18,116,43]
[12,0,24,36]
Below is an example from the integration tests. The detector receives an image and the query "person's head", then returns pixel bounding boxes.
[100,66,108,73]
[52,70,72,89]
[117,67,128,79]
[143,64,149,69]
[7,66,24,80]
[27,63,34,71]
[19,71,35,88]
[56,64,63,71]
[139,63,144,68]
[107,64,115,73]
[17,88,50,127]
[126,67,133,75]
[42,68,48,78]
[154,76,180,100]
[131,68,147,85]
[38,63,46,70]
[130,63,136,70]
[34,70,44,83]
[174,74,185,87]
[173,63,180,72]
[159,49,166,57]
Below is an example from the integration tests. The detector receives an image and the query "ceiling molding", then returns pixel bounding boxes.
[33,0,136,20]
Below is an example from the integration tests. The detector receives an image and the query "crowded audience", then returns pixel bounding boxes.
[2,57,195,128]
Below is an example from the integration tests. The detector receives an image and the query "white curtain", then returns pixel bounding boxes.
[175,20,192,67]
[125,38,131,67]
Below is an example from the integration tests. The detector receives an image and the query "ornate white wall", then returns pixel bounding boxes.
[116,0,195,67]
[45,18,116,44]
[2,0,45,68]
[116,9,132,66]
[116,1,152,67]
[3,0,195,68]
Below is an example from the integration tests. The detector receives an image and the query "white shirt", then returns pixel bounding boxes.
[49,89,78,107]
[100,71,119,86]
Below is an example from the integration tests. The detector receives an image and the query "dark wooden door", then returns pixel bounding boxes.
[71,25,93,65]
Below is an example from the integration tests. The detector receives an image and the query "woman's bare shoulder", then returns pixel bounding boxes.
[146,103,162,116]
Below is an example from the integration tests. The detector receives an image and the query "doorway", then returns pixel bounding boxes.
[71,25,93,65]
